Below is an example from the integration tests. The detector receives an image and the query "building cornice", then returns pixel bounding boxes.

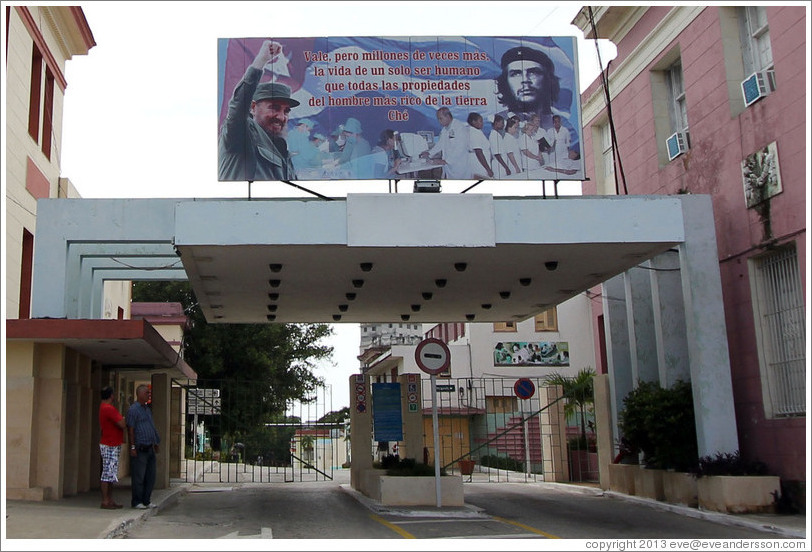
[15,6,69,91]
[581,6,705,126]
[15,6,95,92]
[573,6,648,44]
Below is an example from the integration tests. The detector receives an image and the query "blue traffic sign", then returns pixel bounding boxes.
[514,378,535,400]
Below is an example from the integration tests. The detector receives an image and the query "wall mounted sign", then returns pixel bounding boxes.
[742,141,782,208]
[493,341,569,367]
[372,383,403,442]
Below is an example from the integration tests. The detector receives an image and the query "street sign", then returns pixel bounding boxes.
[414,338,451,375]
[436,384,456,392]
[187,388,221,415]
[354,374,368,414]
[514,378,536,400]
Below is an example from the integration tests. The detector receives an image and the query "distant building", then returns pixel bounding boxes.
[359,322,424,358]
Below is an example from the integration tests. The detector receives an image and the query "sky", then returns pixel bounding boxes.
[54,1,617,412]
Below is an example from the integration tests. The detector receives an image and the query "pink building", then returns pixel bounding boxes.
[574,6,806,483]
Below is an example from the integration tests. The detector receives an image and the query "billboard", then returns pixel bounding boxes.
[494,341,570,367]
[217,36,583,182]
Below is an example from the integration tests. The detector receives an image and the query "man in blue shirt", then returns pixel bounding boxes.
[126,384,161,509]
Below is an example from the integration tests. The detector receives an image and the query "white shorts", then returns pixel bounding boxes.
[100,444,121,483]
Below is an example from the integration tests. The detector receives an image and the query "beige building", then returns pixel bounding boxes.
[5,7,195,502]
[5,6,94,319]
[358,295,593,479]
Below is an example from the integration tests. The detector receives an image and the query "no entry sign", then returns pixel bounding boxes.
[414,338,450,375]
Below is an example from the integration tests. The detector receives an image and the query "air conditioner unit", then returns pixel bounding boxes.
[741,70,776,107]
[666,131,689,162]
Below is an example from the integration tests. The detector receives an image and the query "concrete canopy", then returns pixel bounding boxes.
[5,318,196,378]
[174,194,684,324]
[32,194,686,325]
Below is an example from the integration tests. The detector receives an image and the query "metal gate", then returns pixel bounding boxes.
[416,377,597,483]
[172,379,344,484]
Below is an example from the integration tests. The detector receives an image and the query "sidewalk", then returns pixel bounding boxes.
[3,476,190,540]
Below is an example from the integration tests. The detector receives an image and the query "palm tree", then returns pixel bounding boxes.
[543,367,596,444]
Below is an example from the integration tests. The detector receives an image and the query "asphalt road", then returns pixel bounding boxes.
[461,483,780,539]
[122,476,794,541]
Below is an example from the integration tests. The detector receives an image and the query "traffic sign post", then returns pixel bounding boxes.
[514,379,535,477]
[415,338,451,508]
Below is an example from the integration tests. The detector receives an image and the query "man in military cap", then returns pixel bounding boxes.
[218,40,299,181]
[495,45,561,130]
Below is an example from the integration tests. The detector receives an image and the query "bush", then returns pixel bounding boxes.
[619,380,698,471]
[690,451,769,478]
[379,454,401,469]
[378,455,448,476]
[479,454,524,472]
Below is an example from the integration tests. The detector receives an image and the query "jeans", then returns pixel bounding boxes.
[130,447,156,507]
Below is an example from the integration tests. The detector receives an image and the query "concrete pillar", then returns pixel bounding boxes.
[89,364,103,490]
[349,374,373,491]
[602,275,632,452]
[678,195,739,457]
[118,373,134,478]
[398,373,423,462]
[648,251,691,387]
[5,342,38,498]
[77,355,93,493]
[593,374,614,491]
[170,385,183,478]
[33,343,67,499]
[62,350,80,496]
[151,372,171,489]
[626,266,659,384]
[539,385,568,482]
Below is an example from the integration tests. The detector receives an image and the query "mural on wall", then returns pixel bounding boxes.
[742,141,782,208]
[494,341,569,367]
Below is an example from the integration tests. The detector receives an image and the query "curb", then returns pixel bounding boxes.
[511,481,805,539]
[601,491,806,539]
[338,484,488,518]
[102,485,190,539]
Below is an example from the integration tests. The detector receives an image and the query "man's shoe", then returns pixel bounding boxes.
[134,503,148,509]
[147,502,158,508]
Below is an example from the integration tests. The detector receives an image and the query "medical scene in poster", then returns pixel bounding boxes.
[217,36,583,182]
[493,341,570,367]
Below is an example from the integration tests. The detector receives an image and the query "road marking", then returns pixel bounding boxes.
[370,515,416,539]
[218,527,273,538]
[443,534,547,539]
[392,518,489,524]
[492,516,560,539]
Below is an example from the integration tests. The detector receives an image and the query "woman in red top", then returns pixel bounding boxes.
[99,386,127,509]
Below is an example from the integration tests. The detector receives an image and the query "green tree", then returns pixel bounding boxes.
[543,367,596,444]
[132,281,334,454]
[318,407,350,425]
